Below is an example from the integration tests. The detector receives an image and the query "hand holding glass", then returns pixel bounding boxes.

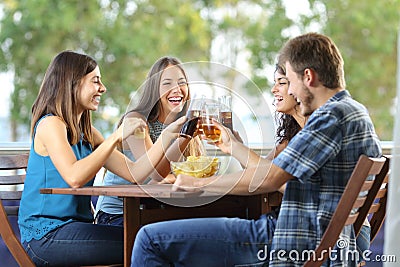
[179,98,203,139]
[201,103,221,142]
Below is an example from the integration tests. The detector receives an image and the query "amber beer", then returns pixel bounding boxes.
[218,95,233,131]
[201,102,220,142]
[219,111,233,131]
[202,123,221,142]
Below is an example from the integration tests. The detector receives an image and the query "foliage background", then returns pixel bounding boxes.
[0,0,399,141]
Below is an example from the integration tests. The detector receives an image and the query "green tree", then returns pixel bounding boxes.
[243,0,294,91]
[0,0,211,140]
[194,0,289,102]
[1,0,398,142]
[311,0,400,140]
[244,0,400,140]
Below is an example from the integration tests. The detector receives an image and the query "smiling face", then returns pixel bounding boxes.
[158,64,189,121]
[271,70,298,116]
[76,66,106,115]
[285,62,314,116]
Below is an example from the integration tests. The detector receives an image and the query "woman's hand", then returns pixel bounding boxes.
[160,116,187,144]
[207,119,240,155]
[158,174,176,184]
[232,130,244,144]
[115,117,147,142]
[172,174,204,192]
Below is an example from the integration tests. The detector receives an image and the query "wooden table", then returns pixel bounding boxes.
[40,184,282,266]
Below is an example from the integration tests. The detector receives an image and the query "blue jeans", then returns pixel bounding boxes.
[95,210,124,226]
[23,221,123,266]
[356,224,371,261]
[131,213,277,267]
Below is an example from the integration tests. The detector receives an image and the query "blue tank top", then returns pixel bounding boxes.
[18,114,94,243]
[95,120,165,215]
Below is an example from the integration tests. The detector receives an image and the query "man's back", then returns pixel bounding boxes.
[271,90,382,266]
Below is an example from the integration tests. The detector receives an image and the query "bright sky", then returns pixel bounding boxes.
[0,72,12,117]
[283,0,310,18]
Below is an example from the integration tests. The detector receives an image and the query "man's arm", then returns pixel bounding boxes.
[174,158,293,195]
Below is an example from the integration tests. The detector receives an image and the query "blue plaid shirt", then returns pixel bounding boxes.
[271,90,381,266]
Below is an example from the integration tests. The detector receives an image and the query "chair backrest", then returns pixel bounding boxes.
[0,153,35,267]
[303,155,388,267]
[354,155,390,243]
[368,175,388,244]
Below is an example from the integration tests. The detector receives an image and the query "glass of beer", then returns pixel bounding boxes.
[218,95,233,131]
[179,117,199,139]
[201,103,221,142]
[179,98,204,139]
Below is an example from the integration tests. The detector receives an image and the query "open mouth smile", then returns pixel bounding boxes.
[168,96,183,104]
[92,96,101,105]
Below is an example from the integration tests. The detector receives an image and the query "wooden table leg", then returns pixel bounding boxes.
[123,197,140,267]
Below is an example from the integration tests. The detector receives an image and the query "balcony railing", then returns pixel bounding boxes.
[0,141,394,156]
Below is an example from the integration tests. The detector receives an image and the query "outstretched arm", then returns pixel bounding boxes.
[120,112,192,182]
[211,120,263,168]
[173,160,292,195]
[36,115,147,188]
[173,120,292,195]
[105,116,187,184]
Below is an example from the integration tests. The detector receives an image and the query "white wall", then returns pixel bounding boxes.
[384,29,400,266]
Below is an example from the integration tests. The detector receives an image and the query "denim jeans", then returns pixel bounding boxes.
[23,221,123,266]
[356,224,371,261]
[131,213,277,267]
[95,210,124,226]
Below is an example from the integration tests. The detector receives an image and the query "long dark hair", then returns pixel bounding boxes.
[31,50,97,147]
[273,63,302,144]
[120,56,189,125]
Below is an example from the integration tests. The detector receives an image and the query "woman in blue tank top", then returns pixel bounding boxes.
[17,50,185,266]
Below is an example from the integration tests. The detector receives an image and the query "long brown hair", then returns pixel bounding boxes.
[30,50,97,147]
[120,56,204,156]
[123,56,189,123]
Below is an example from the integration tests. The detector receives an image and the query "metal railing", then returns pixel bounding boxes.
[0,141,394,156]
[0,142,31,155]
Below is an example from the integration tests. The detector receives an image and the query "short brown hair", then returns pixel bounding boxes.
[279,33,345,89]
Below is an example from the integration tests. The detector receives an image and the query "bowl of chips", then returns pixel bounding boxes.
[171,156,220,178]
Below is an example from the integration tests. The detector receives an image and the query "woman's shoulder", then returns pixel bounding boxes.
[36,115,66,130]
[33,115,68,154]
[35,116,67,141]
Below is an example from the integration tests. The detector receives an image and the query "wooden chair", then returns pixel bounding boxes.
[354,155,390,267]
[354,155,389,240]
[303,155,388,267]
[0,154,122,267]
[368,175,388,244]
[0,153,34,267]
